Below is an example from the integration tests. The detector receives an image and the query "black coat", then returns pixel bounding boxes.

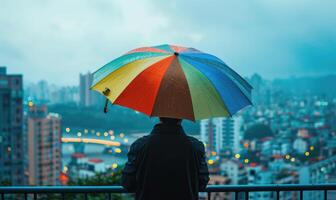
[121,123,210,200]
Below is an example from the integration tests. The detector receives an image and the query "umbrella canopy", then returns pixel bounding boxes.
[91,44,252,121]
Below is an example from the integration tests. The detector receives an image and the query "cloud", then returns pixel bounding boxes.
[0,0,335,85]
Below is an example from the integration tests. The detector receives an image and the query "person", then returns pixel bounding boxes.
[122,117,209,200]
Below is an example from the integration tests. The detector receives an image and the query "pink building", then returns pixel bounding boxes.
[27,105,62,185]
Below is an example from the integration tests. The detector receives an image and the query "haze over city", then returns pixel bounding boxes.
[1,0,336,86]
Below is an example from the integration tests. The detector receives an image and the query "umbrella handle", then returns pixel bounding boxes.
[103,88,111,113]
[104,98,109,113]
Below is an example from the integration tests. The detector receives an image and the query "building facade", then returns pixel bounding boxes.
[200,116,243,153]
[0,66,26,185]
[79,72,102,107]
[27,105,62,185]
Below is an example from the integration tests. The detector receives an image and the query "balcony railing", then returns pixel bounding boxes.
[0,184,336,200]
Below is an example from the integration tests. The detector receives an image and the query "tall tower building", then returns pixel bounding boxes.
[79,72,102,107]
[27,105,62,185]
[200,116,243,154]
[0,66,26,185]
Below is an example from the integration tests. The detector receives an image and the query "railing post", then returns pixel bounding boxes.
[324,190,327,200]
[24,193,28,200]
[245,191,249,200]
[276,190,280,200]
[235,192,238,200]
[1,193,4,200]
[207,192,211,200]
[107,193,112,200]
[300,190,303,200]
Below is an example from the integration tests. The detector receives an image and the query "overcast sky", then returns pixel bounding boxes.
[1,0,335,85]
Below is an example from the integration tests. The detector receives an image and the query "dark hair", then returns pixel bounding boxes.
[159,117,182,124]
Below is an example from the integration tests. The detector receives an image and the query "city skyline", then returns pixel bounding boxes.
[1,0,336,85]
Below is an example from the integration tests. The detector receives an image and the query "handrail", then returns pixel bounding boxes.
[0,183,335,193]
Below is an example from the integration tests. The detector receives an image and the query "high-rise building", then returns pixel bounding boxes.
[0,66,26,185]
[79,72,102,107]
[200,116,243,154]
[27,105,62,185]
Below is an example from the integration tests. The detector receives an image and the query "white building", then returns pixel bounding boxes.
[299,156,336,200]
[220,159,246,184]
[200,116,243,153]
[247,166,273,200]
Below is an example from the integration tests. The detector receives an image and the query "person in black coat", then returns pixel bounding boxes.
[122,117,210,200]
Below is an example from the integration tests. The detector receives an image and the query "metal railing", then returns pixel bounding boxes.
[0,184,335,200]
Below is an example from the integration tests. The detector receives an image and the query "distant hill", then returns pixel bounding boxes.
[272,74,336,97]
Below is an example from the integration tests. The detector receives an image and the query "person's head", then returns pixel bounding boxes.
[159,117,182,125]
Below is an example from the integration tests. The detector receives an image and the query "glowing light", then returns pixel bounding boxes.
[208,159,214,165]
[63,166,68,172]
[28,101,34,107]
[109,130,114,135]
[112,163,118,169]
[61,138,121,146]
[77,132,82,137]
[120,133,125,138]
[104,132,108,137]
[203,143,207,148]
[65,128,70,133]
[84,129,88,134]
[110,136,115,140]
[235,154,241,159]
[243,142,249,149]
[211,151,217,156]
[285,155,290,159]
[305,152,310,156]
[115,148,122,153]
[290,157,296,162]
[91,130,95,134]
[124,138,129,143]
[310,146,314,151]
[244,159,249,164]
[96,132,101,136]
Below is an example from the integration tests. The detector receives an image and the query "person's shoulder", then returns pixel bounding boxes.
[186,136,205,152]
[130,135,150,151]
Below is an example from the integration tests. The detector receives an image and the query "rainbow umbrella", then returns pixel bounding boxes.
[91,44,252,121]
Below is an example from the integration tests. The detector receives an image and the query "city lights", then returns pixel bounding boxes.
[211,151,217,156]
[305,152,310,156]
[77,132,82,137]
[120,133,125,138]
[28,101,34,107]
[84,129,88,134]
[114,148,122,153]
[310,146,314,151]
[291,158,296,162]
[235,154,241,159]
[112,163,118,169]
[96,132,101,136]
[109,130,114,135]
[244,159,249,164]
[104,132,108,137]
[110,136,115,140]
[63,166,68,173]
[285,155,290,159]
[124,138,129,143]
[61,138,121,146]
[208,159,214,165]
[65,127,70,133]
